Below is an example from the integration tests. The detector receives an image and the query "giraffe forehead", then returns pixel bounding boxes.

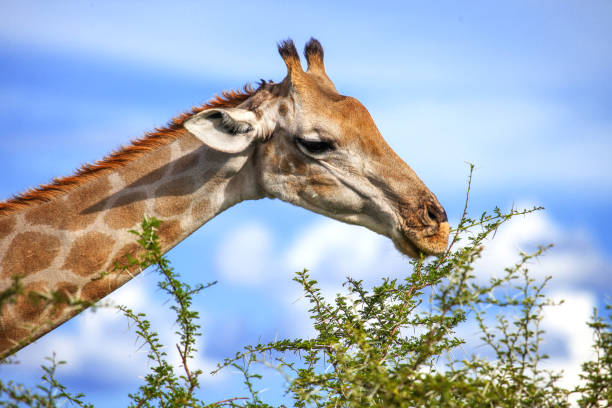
[299,96,387,153]
[242,78,368,137]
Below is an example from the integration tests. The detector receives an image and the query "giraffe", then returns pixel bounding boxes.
[0,38,449,358]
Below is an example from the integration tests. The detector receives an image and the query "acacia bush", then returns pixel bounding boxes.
[1,168,610,407]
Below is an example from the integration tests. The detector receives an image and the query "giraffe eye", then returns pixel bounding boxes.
[295,138,335,155]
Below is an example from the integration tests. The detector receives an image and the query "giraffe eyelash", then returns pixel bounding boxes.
[295,137,335,155]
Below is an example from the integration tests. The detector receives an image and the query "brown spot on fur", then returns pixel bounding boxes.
[11,281,77,322]
[65,176,112,230]
[25,176,112,231]
[0,216,15,240]
[1,232,60,279]
[0,324,30,356]
[80,242,142,302]
[0,279,79,354]
[278,103,288,117]
[48,282,80,318]
[16,281,49,322]
[63,232,115,277]
[153,177,195,217]
[25,200,67,229]
[272,141,307,174]
[81,276,123,302]
[104,192,147,230]
[114,242,142,268]
[56,281,79,300]
[157,219,183,248]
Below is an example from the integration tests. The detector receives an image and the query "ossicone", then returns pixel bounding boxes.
[277,39,303,73]
[304,37,337,93]
[304,37,324,72]
[277,37,338,94]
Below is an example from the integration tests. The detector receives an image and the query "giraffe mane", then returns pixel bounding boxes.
[0,84,258,216]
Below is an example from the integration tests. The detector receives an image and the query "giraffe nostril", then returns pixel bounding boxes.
[427,206,437,223]
[423,202,448,225]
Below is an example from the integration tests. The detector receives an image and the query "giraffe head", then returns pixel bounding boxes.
[184,38,449,257]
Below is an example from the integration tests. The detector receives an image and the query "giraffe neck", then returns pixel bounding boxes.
[0,130,262,357]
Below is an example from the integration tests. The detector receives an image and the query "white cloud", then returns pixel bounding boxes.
[216,222,275,285]
[373,99,612,192]
[0,2,283,80]
[472,208,608,287]
[285,220,388,279]
[542,291,596,391]
[282,219,411,322]
[2,1,610,88]
[215,217,408,292]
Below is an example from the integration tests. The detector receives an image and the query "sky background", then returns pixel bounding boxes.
[0,0,611,406]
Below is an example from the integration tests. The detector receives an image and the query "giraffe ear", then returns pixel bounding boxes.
[183,108,261,154]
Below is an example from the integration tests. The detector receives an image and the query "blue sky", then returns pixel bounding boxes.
[0,1,611,406]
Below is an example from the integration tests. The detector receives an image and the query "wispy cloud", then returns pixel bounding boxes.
[542,291,596,391]
[373,99,612,194]
[1,1,610,87]
[216,222,275,285]
[472,207,611,289]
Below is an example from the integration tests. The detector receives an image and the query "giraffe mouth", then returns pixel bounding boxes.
[393,221,450,258]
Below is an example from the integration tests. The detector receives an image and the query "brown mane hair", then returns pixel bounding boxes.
[0,84,257,216]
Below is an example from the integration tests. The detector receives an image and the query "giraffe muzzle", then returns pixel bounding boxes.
[391,198,450,257]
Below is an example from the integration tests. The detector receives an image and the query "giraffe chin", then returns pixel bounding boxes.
[392,236,421,258]
[393,221,450,258]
